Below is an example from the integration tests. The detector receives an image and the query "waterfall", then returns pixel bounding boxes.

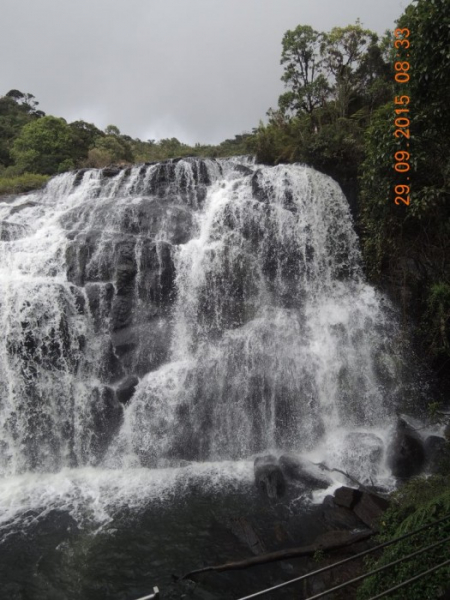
[0,158,411,490]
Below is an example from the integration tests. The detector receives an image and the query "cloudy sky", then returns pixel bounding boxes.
[1,0,407,144]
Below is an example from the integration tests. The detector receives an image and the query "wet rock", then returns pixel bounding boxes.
[279,454,331,490]
[111,295,134,331]
[424,435,448,474]
[233,164,253,176]
[353,491,390,530]
[445,423,450,441]
[333,486,361,509]
[340,432,384,482]
[91,386,123,458]
[85,283,114,330]
[322,495,366,530]
[387,418,425,479]
[0,220,29,241]
[102,166,122,178]
[251,170,271,204]
[73,168,88,187]
[116,375,139,405]
[115,263,137,296]
[9,200,37,215]
[254,455,286,499]
[111,319,171,376]
[228,517,266,555]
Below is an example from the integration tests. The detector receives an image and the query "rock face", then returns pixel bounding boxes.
[325,486,390,531]
[424,435,448,474]
[338,432,384,483]
[279,454,331,490]
[254,456,286,499]
[387,418,425,479]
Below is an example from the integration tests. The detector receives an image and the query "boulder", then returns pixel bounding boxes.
[322,495,366,531]
[279,454,331,490]
[102,166,122,178]
[254,455,286,499]
[333,486,361,509]
[353,491,390,530]
[339,432,384,482]
[387,418,425,479]
[73,168,88,187]
[444,423,450,442]
[424,435,448,474]
[116,375,139,404]
[90,386,123,458]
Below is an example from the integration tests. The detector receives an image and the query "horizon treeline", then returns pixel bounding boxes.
[0,88,252,180]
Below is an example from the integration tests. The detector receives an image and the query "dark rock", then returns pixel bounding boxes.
[102,166,122,178]
[233,164,253,176]
[387,418,425,479]
[279,454,331,490]
[90,386,123,458]
[353,492,390,530]
[0,220,29,241]
[111,295,134,331]
[333,486,361,509]
[73,169,88,187]
[85,283,114,331]
[424,435,448,474]
[251,170,271,204]
[111,319,171,376]
[69,285,86,314]
[9,200,37,215]
[322,496,366,531]
[254,455,286,499]
[228,517,266,555]
[115,263,137,296]
[116,375,139,404]
[444,423,450,442]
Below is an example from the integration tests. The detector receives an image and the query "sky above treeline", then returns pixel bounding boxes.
[1,0,406,145]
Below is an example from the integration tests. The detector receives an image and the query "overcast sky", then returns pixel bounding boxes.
[1,0,407,144]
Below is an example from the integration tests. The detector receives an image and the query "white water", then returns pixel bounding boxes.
[0,158,412,528]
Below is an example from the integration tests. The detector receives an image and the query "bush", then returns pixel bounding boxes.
[0,173,50,195]
[357,475,450,600]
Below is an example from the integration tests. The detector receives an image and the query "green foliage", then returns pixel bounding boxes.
[279,25,329,115]
[0,173,49,195]
[423,283,450,357]
[11,116,76,175]
[0,90,44,168]
[69,120,104,162]
[359,0,450,381]
[0,89,254,179]
[357,476,450,600]
[321,22,381,118]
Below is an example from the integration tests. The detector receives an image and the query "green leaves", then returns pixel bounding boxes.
[11,116,76,175]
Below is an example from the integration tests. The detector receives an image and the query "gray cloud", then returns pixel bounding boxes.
[1,0,406,144]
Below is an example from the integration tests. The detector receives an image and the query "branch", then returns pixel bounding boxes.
[180,530,374,580]
[312,462,372,493]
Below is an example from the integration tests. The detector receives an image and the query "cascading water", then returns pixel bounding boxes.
[0,157,425,598]
[0,158,412,485]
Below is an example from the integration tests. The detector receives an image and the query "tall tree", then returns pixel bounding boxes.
[278,25,329,115]
[321,23,379,117]
[11,116,75,174]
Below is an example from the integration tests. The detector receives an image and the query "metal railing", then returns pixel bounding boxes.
[132,514,450,600]
[235,513,450,600]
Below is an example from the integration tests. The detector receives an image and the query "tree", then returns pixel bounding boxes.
[104,124,121,136]
[69,120,104,162]
[321,23,379,117]
[11,116,75,174]
[278,25,330,115]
